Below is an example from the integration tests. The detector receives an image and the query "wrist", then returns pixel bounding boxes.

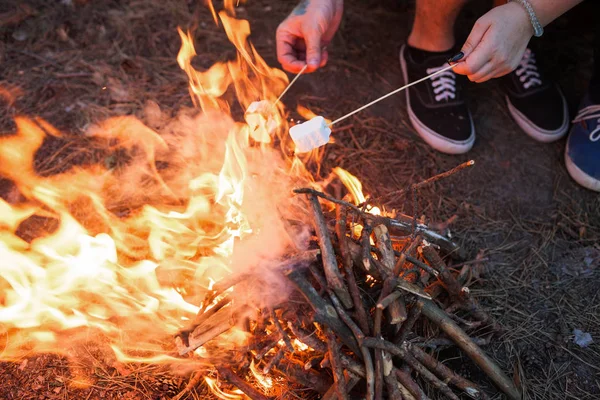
[505,1,535,38]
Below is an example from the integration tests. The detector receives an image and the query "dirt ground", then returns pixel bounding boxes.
[0,0,599,399]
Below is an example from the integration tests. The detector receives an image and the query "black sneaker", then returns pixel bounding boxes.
[400,44,475,154]
[503,48,569,142]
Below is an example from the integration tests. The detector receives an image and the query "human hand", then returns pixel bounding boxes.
[276,0,343,73]
[453,2,534,83]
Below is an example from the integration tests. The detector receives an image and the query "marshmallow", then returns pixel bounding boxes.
[289,116,331,153]
[244,100,278,143]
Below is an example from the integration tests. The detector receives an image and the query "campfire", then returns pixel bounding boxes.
[0,2,521,400]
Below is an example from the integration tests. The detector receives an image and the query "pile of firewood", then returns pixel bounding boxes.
[173,176,521,400]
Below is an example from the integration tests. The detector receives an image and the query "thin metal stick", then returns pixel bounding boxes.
[329,63,456,126]
[274,64,308,105]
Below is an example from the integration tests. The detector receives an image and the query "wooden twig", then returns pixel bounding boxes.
[255,334,281,360]
[176,305,246,355]
[382,351,401,400]
[285,268,360,355]
[322,371,361,400]
[409,344,488,399]
[377,291,402,310]
[217,367,272,400]
[419,299,521,400]
[263,346,285,374]
[270,308,293,352]
[417,336,490,349]
[330,294,375,400]
[394,300,424,345]
[325,327,349,400]
[374,343,384,400]
[308,262,330,294]
[306,194,353,308]
[288,323,327,351]
[361,337,460,400]
[421,243,464,298]
[290,323,367,379]
[277,359,332,395]
[405,254,439,277]
[421,244,500,331]
[393,235,423,278]
[360,222,374,274]
[395,368,430,400]
[293,188,461,256]
[383,160,475,200]
[335,205,371,335]
[374,224,406,325]
[305,356,324,371]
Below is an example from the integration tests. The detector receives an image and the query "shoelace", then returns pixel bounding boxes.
[572,104,600,142]
[426,65,456,102]
[515,48,542,89]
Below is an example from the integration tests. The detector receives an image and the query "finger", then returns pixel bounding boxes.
[476,62,515,83]
[304,30,323,72]
[469,61,494,83]
[461,18,490,59]
[453,20,491,76]
[319,48,329,68]
[276,29,306,73]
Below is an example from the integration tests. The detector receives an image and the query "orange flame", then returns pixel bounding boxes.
[205,377,245,400]
[0,3,375,399]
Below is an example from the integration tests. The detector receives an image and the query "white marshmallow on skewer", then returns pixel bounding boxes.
[244,100,278,143]
[289,116,331,153]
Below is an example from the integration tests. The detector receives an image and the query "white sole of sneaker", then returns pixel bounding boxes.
[400,45,475,155]
[565,146,600,192]
[505,90,569,143]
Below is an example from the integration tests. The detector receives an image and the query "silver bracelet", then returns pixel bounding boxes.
[511,0,544,37]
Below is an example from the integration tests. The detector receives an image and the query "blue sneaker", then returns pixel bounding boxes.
[565,95,600,192]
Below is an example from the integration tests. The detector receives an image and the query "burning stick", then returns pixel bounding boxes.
[269,308,293,352]
[174,184,517,400]
[277,359,332,394]
[176,304,245,355]
[293,187,461,256]
[285,268,361,355]
[306,193,353,308]
[335,205,371,335]
[263,346,285,374]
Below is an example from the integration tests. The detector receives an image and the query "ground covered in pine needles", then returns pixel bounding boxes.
[0,0,599,399]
